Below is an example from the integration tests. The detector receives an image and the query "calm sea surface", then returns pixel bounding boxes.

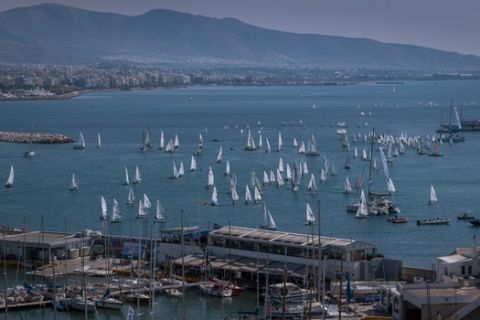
[0,81,479,318]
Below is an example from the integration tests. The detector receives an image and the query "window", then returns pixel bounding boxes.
[444,267,448,276]
[461,265,466,275]
[468,265,472,275]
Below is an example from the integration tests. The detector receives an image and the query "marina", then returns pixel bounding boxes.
[0,81,480,318]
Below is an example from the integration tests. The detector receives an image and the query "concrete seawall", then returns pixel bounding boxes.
[0,131,73,144]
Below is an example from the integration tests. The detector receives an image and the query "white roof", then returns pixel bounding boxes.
[438,254,471,264]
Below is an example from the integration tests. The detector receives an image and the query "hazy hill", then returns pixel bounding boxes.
[0,3,479,71]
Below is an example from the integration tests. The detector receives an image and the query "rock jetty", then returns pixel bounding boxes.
[0,131,73,144]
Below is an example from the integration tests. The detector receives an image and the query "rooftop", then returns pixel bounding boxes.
[4,231,81,247]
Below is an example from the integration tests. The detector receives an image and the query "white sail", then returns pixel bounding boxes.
[5,165,14,187]
[265,137,271,153]
[355,190,369,218]
[278,158,284,173]
[70,173,78,191]
[155,200,166,221]
[305,203,315,225]
[254,186,262,203]
[210,186,219,206]
[258,131,263,149]
[159,130,164,150]
[276,169,285,186]
[111,198,122,222]
[245,185,253,204]
[307,174,317,192]
[387,178,396,193]
[143,193,152,209]
[245,129,256,150]
[97,133,101,148]
[100,196,107,220]
[344,176,352,193]
[331,161,337,176]
[293,138,298,147]
[277,132,283,152]
[172,161,179,179]
[231,186,239,204]
[354,147,358,158]
[225,161,230,176]
[429,185,438,204]
[138,200,146,218]
[207,166,214,188]
[173,134,180,149]
[216,146,223,163]
[285,163,292,181]
[165,139,174,153]
[178,162,185,177]
[133,165,142,184]
[298,141,306,154]
[190,156,197,171]
[263,203,276,230]
[320,169,327,182]
[373,157,378,170]
[362,149,368,160]
[127,187,135,204]
[263,171,270,185]
[269,170,276,184]
[123,167,130,185]
[74,132,86,149]
[302,160,309,175]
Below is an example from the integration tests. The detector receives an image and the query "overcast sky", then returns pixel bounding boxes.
[1,0,479,56]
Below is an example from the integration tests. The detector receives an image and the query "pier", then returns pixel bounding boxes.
[0,131,73,144]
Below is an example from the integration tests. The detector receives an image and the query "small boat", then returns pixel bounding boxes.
[244,185,252,204]
[173,134,180,149]
[307,174,316,193]
[159,130,165,150]
[231,186,240,204]
[305,203,315,225]
[260,203,276,230]
[190,155,197,172]
[178,162,185,177]
[244,129,257,151]
[155,200,166,222]
[143,193,152,209]
[265,137,271,153]
[387,215,408,224]
[216,146,223,163]
[94,296,123,310]
[344,157,351,170]
[126,187,135,204]
[5,165,14,188]
[277,132,283,152]
[73,132,86,150]
[344,176,352,193]
[417,217,451,225]
[70,173,78,191]
[200,283,232,298]
[123,167,130,185]
[355,190,368,219]
[137,200,147,218]
[100,196,107,220]
[96,133,101,149]
[124,293,150,304]
[67,296,96,312]
[111,198,122,222]
[132,165,142,184]
[253,186,262,203]
[207,166,214,188]
[24,130,35,157]
[165,288,183,298]
[457,212,475,220]
[210,186,219,206]
[224,161,230,176]
[469,219,480,226]
[429,185,437,205]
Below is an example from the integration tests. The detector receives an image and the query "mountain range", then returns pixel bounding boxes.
[0,3,479,71]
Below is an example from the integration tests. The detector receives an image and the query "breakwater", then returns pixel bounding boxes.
[0,131,73,144]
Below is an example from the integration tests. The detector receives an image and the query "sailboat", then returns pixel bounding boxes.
[224,161,230,176]
[293,138,298,147]
[195,133,204,155]
[132,166,142,184]
[100,196,108,220]
[143,193,152,209]
[302,160,309,175]
[173,134,180,149]
[344,176,352,193]
[5,165,14,188]
[245,185,253,205]
[258,131,263,149]
[172,161,179,179]
[73,132,86,150]
[70,173,78,191]
[305,203,315,225]
[231,186,240,205]
[111,199,122,222]
[269,170,276,184]
[123,167,130,185]
[254,186,262,203]
[165,139,174,153]
[429,185,438,205]
[278,158,284,173]
[210,186,219,206]
[126,187,135,204]
[260,203,276,230]
[307,174,317,193]
[178,162,185,177]
[24,129,35,157]
[137,200,147,218]
[387,178,396,193]
[97,133,101,149]
[263,171,270,186]
[245,129,257,151]
[355,190,369,218]
[207,166,214,188]
[277,132,283,152]
[298,141,306,154]
[190,156,197,172]
[265,137,271,153]
[216,146,223,163]
[331,161,337,176]
[305,135,319,156]
[159,130,165,150]
[285,164,292,181]
[320,169,327,183]
[154,200,166,222]
[276,170,284,187]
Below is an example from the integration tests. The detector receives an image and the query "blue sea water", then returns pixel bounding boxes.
[0,81,479,318]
